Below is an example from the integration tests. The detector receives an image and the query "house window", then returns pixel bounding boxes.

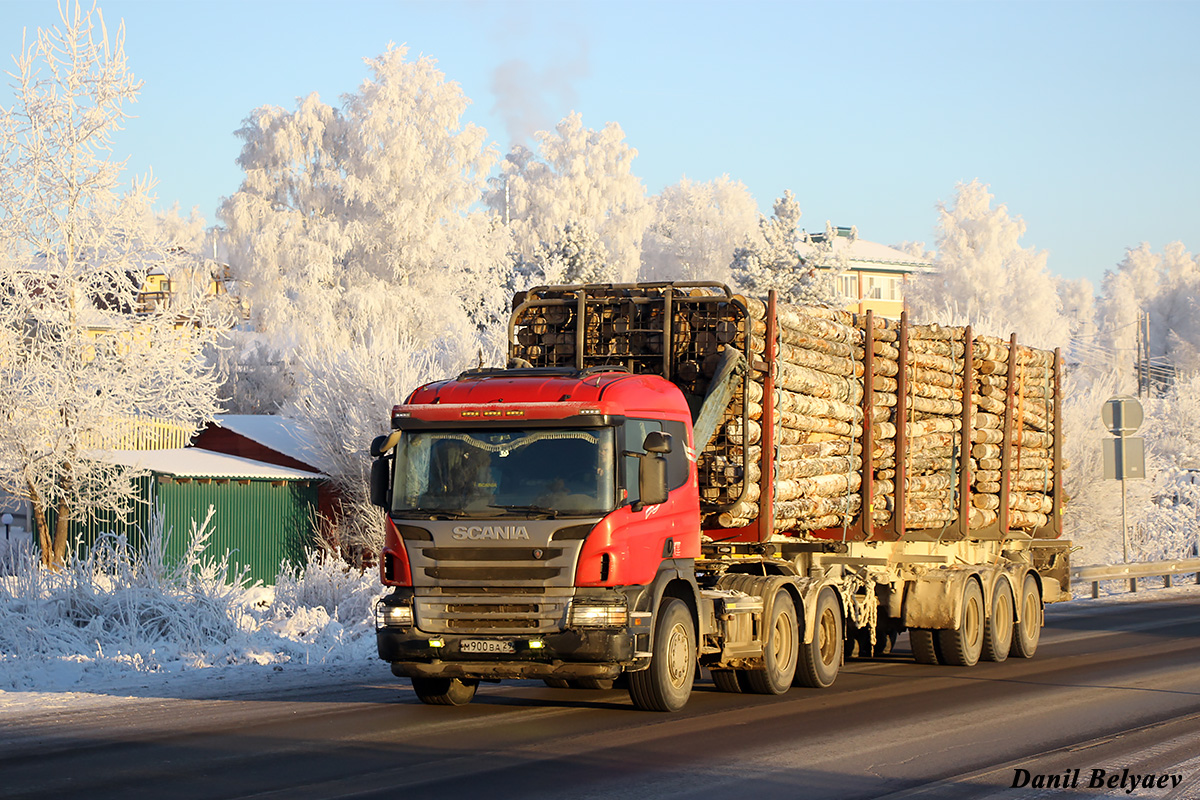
[838,273,858,299]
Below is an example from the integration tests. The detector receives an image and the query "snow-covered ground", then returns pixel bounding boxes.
[3,520,1197,720]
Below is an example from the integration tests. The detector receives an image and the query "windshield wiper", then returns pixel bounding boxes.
[488,504,560,518]
[394,507,494,520]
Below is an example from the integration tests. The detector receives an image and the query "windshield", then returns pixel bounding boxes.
[392,427,616,517]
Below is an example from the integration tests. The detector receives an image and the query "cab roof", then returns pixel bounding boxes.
[402,367,691,422]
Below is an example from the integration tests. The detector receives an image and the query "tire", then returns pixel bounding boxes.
[542,677,571,689]
[628,598,696,712]
[745,590,799,695]
[938,579,985,667]
[982,578,1014,663]
[1010,573,1042,659]
[710,669,743,693]
[909,628,940,665]
[411,677,478,706]
[570,678,614,690]
[795,587,842,688]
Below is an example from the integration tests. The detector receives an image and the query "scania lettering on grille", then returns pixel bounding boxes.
[451,525,531,541]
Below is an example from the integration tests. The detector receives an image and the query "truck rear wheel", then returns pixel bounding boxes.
[909,628,941,664]
[795,587,842,688]
[710,669,743,693]
[745,590,798,695]
[628,598,695,712]
[1010,573,1042,659]
[937,579,984,667]
[411,677,478,706]
[982,578,1014,662]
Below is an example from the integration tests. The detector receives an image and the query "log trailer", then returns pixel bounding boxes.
[371,283,1071,710]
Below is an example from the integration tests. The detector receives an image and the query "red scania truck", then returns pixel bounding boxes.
[371,283,1070,711]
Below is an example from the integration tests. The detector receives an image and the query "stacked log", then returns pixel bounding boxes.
[891,325,967,532]
[967,336,1056,531]
[509,284,1058,539]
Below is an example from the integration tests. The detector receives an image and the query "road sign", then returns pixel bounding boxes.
[1101,395,1144,436]
[1102,436,1145,480]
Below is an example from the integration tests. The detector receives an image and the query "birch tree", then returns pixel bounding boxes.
[1097,242,1200,383]
[729,191,840,305]
[0,2,223,565]
[219,44,511,412]
[640,176,758,284]
[906,180,1068,350]
[490,113,651,285]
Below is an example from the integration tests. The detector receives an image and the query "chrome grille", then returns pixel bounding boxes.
[415,591,571,635]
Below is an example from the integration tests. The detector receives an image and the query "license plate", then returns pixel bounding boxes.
[460,639,515,654]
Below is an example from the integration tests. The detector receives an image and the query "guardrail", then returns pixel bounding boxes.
[1071,558,1200,599]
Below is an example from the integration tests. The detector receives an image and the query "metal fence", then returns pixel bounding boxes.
[1071,558,1200,598]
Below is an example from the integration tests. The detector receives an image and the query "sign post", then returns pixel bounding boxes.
[1101,396,1145,563]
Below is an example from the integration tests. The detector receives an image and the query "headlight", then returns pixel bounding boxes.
[568,599,628,628]
[375,602,414,628]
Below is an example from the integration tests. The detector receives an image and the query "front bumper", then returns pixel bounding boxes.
[378,627,635,680]
[376,588,642,680]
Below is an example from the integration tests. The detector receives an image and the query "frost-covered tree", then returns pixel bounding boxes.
[1096,242,1200,384]
[640,176,758,284]
[490,113,651,284]
[729,191,840,306]
[219,44,512,410]
[0,3,223,565]
[283,338,452,554]
[907,180,1068,350]
[517,219,610,286]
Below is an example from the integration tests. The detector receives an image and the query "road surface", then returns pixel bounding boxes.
[1,591,1198,799]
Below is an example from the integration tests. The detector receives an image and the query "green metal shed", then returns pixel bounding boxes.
[52,449,325,584]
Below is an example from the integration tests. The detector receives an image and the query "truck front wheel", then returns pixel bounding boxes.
[411,677,478,706]
[795,587,842,688]
[628,598,695,712]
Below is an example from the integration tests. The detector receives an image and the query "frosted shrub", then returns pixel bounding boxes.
[273,550,380,628]
[0,508,381,691]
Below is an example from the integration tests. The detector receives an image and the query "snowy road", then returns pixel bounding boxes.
[1,588,1198,800]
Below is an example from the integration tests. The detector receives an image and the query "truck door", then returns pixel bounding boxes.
[617,418,697,581]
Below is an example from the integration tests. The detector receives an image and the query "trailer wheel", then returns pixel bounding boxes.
[746,590,799,695]
[938,579,984,667]
[795,587,842,688]
[628,598,695,712]
[982,578,1014,662]
[1010,573,1042,659]
[571,678,614,690]
[411,677,478,706]
[542,678,570,689]
[710,669,743,693]
[909,628,940,664]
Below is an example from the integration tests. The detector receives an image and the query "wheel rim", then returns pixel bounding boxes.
[964,592,982,647]
[1022,586,1039,640]
[774,610,794,664]
[666,622,691,687]
[997,589,1013,638]
[818,608,837,665]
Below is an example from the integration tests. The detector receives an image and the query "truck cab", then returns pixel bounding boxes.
[373,366,702,708]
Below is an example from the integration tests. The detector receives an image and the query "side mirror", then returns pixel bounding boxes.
[637,452,668,508]
[642,431,672,454]
[370,432,400,458]
[369,457,392,508]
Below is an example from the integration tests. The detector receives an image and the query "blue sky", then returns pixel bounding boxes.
[3,0,1196,287]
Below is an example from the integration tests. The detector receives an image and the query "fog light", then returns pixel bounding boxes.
[375,602,414,628]
[428,638,445,648]
[528,639,545,650]
[568,600,628,628]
